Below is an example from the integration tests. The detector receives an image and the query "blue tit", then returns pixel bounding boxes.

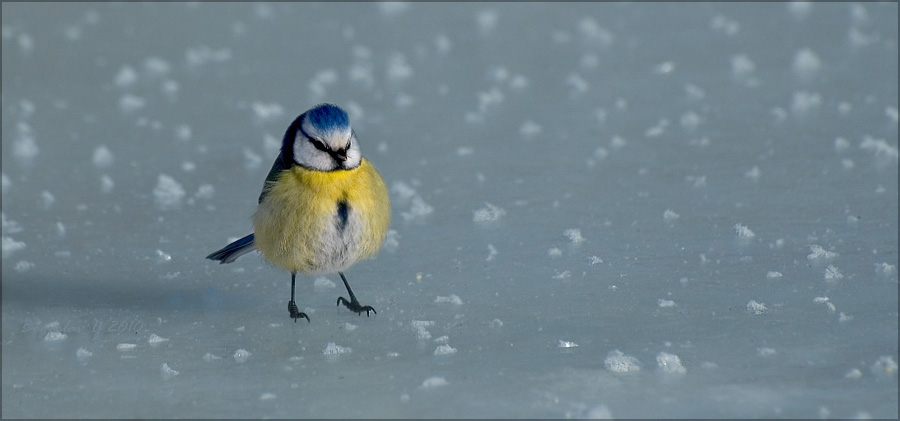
[207,103,391,323]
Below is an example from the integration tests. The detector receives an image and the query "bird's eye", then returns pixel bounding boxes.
[309,138,328,152]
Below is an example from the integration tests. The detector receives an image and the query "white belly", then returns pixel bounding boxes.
[310,204,365,274]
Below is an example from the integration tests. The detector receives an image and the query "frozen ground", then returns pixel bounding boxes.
[2,2,898,419]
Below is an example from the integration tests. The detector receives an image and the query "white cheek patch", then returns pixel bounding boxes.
[292,127,362,171]
[344,144,362,169]
[293,132,309,158]
[293,134,338,171]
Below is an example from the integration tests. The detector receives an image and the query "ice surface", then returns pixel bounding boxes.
[808,245,839,262]
[1,213,20,234]
[92,145,114,168]
[733,223,756,240]
[472,202,505,223]
[746,300,770,315]
[731,54,757,84]
[875,262,897,276]
[152,174,185,209]
[871,356,898,378]
[519,120,542,138]
[558,340,578,349]
[1,236,25,258]
[250,101,284,122]
[563,228,585,244]
[792,48,821,81]
[313,276,336,290]
[824,264,844,282]
[12,122,38,161]
[420,376,448,389]
[758,347,778,357]
[113,66,138,88]
[75,347,92,360]
[159,362,179,379]
[0,174,9,194]
[791,91,823,115]
[39,190,54,209]
[322,342,352,356]
[604,350,642,374]
[656,352,686,375]
[485,243,497,261]
[2,2,897,419]
[433,294,463,305]
[43,331,66,342]
[99,174,114,193]
[232,349,251,363]
[116,343,136,352]
[185,45,231,67]
[13,260,33,272]
[658,298,676,308]
[663,209,680,222]
[860,135,900,162]
[433,344,456,356]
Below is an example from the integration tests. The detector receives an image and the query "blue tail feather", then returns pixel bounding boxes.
[206,233,256,264]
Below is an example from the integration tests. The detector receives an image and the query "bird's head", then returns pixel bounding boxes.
[284,103,361,171]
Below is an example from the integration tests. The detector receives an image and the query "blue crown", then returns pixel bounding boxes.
[305,103,350,133]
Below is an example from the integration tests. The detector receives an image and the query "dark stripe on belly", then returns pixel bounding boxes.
[336,198,349,232]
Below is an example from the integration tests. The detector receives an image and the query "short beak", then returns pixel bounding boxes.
[331,148,348,162]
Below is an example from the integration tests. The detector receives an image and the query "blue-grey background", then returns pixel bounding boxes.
[2,2,897,419]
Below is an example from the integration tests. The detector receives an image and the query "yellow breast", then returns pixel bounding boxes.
[252,158,390,274]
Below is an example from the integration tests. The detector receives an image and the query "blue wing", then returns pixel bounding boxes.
[206,233,256,264]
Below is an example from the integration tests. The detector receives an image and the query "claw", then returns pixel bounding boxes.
[337,296,377,316]
[288,300,310,323]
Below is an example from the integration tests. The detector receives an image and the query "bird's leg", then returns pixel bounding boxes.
[288,272,310,323]
[336,272,376,316]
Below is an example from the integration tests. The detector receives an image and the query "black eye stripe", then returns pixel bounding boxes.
[297,121,353,159]
[309,138,329,151]
[298,120,329,152]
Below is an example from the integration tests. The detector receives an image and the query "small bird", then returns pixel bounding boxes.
[207,103,391,323]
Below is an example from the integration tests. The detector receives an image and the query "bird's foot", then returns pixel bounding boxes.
[288,300,310,323]
[337,297,376,316]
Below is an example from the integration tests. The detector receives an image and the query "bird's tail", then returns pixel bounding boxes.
[206,233,256,264]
